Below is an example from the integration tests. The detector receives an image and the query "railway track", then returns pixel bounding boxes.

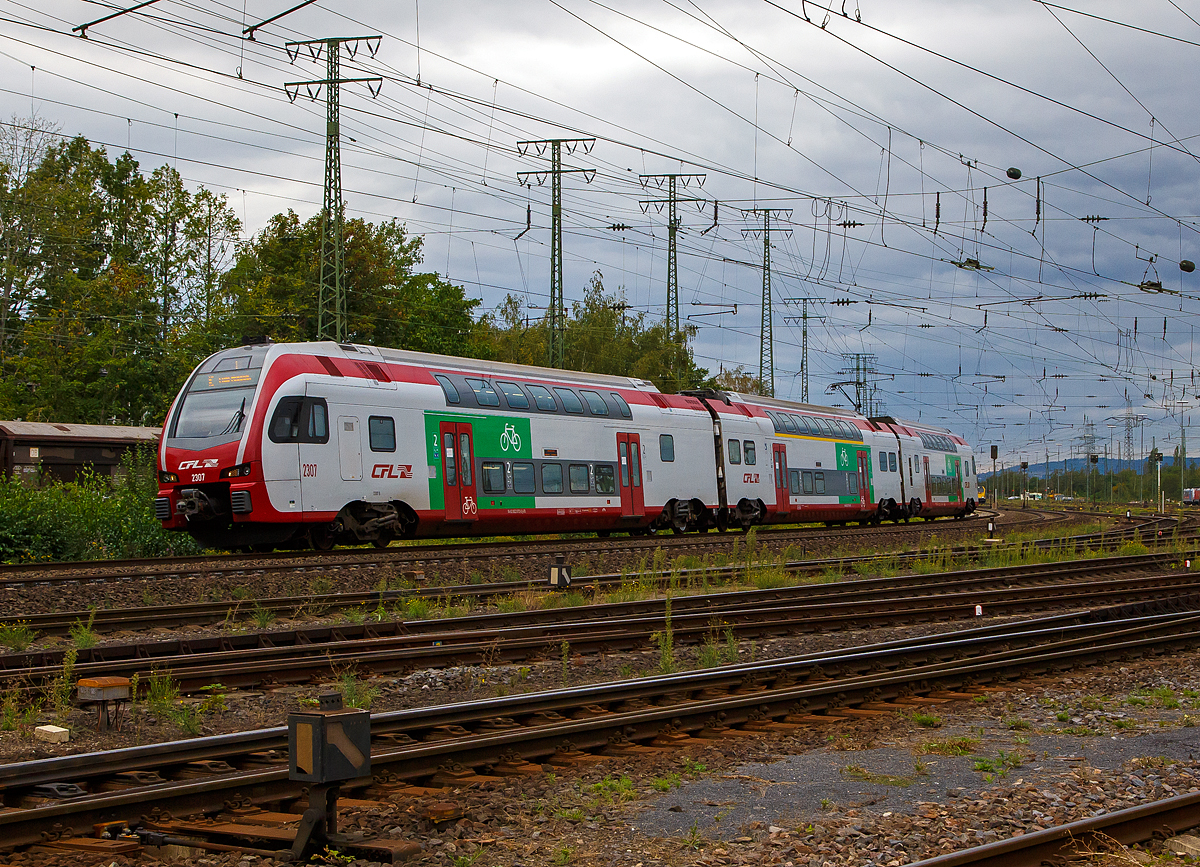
[0,507,1050,587]
[0,551,1193,692]
[2,597,1199,853]
[0,512,1173,637]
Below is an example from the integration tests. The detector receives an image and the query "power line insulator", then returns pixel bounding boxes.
[607,224,630,231]
[838,220,864,228]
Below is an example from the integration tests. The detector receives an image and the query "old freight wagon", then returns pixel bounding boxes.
[0,421,160,484]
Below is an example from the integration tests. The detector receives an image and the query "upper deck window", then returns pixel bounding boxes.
[497,381,528,409]
[527,385,558,412]
[466,378,500,407]
[581,390,608,415]
[554,388,585,414]
[610,393,632,418]
[433,374,460,404]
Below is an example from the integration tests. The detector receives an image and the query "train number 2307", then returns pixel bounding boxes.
[302,463,318,477]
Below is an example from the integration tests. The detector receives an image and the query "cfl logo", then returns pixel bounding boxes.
[372,464,413,479]
[178,459,219,470]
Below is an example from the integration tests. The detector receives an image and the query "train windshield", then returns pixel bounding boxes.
[172,386,257,439]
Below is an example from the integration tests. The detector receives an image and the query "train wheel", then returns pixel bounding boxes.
[310,526,336,551]
[597,530,611,538]
[373,533,392,549]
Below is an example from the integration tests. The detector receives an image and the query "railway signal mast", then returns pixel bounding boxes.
[518,139,596,369]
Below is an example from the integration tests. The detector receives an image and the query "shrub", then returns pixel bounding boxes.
[0,449,204,563]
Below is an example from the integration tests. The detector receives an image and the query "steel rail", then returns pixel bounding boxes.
[0,530,1182,638]
[0,559,1191,688]
[0,507,1048,585]
[3,603,1200,848]
[906,789,1200,867]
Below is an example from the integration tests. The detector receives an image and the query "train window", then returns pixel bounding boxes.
[610,393,632,418]
[660,434,675,462]
[512,462,535,494]
[727,439,741,464]
[497,381,529,409]
[527,385,558,411]
[569,464,590,493]
[802,471,814,494]
[814,472,826,494]
[848,473,859,494]
[971,457,976,476]
[630,444,641,487]
[459,434,473,485]
[466,378,500,407]
[908,457,913,485]
[879,451,888,472]
[554,388,585,414]
[765,412,782,433]
[888,452,897,473]
[744,441,756,465]
[433,374,460,404]
[368,416,396,452]
[307,402,328,441]
[789,469,800,494]
[595,464,616,494]
[581,390,608,415]
[816,418,835,436]
[214,356,252,372]
[781,415,798,434]
[443,433,457,486]
[269,398,303,442]
[542,463,564,493]
[618,442,630,487]
[481,462,505,493]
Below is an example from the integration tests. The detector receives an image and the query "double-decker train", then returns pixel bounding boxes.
[154,341,978,550]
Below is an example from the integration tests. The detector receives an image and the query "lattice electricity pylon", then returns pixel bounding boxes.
[781,296,826,403]
[639,173,705,335]
[743,209,792,398]
[827,352,891,417]
[284,36,382,343]
[517,139,595,368]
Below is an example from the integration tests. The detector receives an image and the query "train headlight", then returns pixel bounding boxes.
[159,471,179,483]
[220,463,252,479]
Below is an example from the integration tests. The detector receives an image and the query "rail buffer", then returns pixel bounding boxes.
[287,692,371,859]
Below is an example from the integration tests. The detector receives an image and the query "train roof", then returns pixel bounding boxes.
[0,421,160,443]
[683,389,867,420]
[260,342,665,393]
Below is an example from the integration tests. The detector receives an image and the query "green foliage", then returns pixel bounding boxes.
[911,711,942,728]
[652,773,682,791]
[337,669,379,710]
[0,621,36,651]
[697,625,738,668]
[652,595,677,674]
[0,449,203,562]
[588,775,637,803]
[0,682,41,732]
[69,609,98,649]
[50,647,77,723]
[917,736,979,756]
[480,272,707,393]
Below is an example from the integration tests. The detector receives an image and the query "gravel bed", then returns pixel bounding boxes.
[0,512,1050,618]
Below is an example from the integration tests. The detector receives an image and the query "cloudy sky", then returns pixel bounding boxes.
[3,0,1200,468]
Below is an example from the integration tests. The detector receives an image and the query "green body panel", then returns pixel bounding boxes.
[424,412,535,511]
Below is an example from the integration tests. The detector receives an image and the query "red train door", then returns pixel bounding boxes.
[857,452,870,506]
[953,458,963,502]
[439,421,476,523]
[617,433,645,517]
[772,444,788,512]
[923,455,932,502]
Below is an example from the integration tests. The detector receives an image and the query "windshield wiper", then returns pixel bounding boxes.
[220,397,246,436]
